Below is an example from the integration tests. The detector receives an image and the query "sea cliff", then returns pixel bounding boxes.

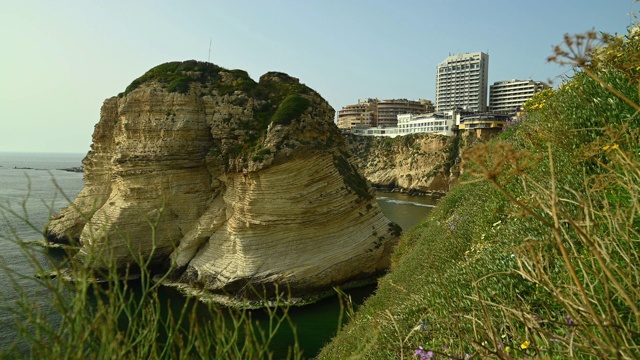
[347,130,492,197]
[46,60,400,305]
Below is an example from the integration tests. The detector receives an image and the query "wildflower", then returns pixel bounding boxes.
[602,144,619,151]
[502,254,515,263]
[520,340,530,349]
[414,346,434,360]
[564,316,574,325]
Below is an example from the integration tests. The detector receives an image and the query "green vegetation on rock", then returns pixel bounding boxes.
[270,95,311,126]
[122,60,256,96]
[122,62,322,170]
[333,150,374,201]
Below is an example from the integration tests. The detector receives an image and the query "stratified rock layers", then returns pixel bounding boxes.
[348,134,459,196]
[47,61,399,302]
[175,152,396,296]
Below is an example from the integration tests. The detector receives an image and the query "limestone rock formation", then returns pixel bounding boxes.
[47,60,400,304]
[347,134,459,196]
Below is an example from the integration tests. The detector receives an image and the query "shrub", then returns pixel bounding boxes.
[270,95,310,126]
[167,75,191,94]
[122,60,258,97]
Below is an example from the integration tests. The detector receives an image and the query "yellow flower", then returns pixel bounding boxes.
[603,144,619,151]
[520,340,530,349]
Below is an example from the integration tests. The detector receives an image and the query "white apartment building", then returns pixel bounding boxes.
[435,52,489,112]
[352,110,459,138]
[397,112,457,137]
[489,79,550,114]
[351,126,399,138]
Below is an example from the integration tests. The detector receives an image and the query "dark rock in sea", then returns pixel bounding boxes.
[59,166,84,173]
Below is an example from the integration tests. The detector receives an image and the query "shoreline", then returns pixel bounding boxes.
[29,239,381,309]
[373,185,446,199]
[156,276,380,309]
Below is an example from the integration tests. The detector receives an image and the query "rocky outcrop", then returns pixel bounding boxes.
[46,61,400,305]
[347,130,498,197]
[347,134,459,197]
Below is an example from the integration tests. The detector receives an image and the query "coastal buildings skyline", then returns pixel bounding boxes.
[337,50,550,135]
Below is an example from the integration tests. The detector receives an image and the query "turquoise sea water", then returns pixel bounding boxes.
[0,152,436,357]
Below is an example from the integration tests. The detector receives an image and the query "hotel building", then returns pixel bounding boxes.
[489,79,550,114]
[435,52,489,112]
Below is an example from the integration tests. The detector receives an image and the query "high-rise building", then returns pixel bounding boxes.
[435,52,489,112]
[489,79,550,114]
[336,98,432,129]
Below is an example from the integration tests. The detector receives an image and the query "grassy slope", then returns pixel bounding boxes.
[318,158,547,359]
[319,27,640,359]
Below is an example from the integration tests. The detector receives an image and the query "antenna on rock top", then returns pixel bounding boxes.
[208,37,212,62]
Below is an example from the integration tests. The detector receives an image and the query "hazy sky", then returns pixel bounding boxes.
[1,1,637,153]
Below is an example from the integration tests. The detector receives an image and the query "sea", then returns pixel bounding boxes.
[0,152,436,357]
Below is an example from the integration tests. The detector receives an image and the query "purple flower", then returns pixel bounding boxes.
[414,346,435,360]
[564,316,574,325]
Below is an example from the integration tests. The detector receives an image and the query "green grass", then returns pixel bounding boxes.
[270,95,311,126]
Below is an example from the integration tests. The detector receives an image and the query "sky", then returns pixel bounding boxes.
[1,1,638,153]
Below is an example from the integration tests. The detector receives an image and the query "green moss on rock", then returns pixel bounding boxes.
[123,60,257,96]
[270,95,311,126]
[333,153,374,201]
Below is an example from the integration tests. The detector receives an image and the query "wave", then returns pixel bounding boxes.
[376,197,436,208]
